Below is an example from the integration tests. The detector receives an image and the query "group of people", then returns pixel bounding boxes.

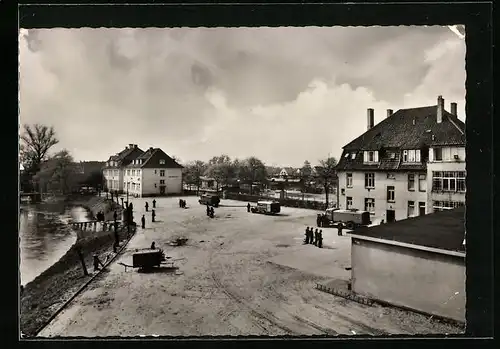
[304,227,323,248]
[144,200,157,212]
[179,199,187,208]
[206,204,215,218]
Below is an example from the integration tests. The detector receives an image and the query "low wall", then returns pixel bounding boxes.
[351,238,465,323]
[225,192,329,211]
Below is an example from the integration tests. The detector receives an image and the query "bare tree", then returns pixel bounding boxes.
[183,160,207,194]
[314,157,338,208]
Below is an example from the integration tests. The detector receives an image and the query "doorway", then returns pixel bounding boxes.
[418,202,426,216]
[159,186,166,195]
[386,209,396,223]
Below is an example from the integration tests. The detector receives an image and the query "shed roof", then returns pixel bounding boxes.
[350,206,465,253]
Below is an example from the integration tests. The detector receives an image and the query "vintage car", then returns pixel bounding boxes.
[198,194,220,207]
[251,200,281,215]
[320,208,371,229]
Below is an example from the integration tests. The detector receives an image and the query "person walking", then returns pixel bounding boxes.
[141,214,146,229]
[316,214,321,227]
[247,203,251,213]
[314,228,319,246]
[145,202,149,212]
[152,209,156,222]
[151,241,156,250]
[152,199,156,208]
[113,210,118,222]
[206,203,210,217]
[93,254,104,272]
[179,199,183,208]
[337,222,343,236]
[209,206,215,219]
[318,230,323,248]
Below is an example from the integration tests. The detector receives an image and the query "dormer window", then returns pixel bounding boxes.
[403,149,421,163]
[351,153,356,160]
[363,151,379,163]
[344,153,349,158]
[159,159,166,165]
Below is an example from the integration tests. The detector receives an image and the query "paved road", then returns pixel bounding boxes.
[39,196,461,337]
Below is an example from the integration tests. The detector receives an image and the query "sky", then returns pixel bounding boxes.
[19,26,466,168]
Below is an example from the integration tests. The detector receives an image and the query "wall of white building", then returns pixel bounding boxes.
[141,168,183,196]
[427,146,466,213]
[103,169,124,192]
[337,171,428,222]
[123,168,143,196]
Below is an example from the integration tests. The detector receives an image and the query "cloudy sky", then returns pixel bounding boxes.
[19,26,466,167]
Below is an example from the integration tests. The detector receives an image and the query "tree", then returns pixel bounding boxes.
[20,124,59,192]
[183,160,207,194]
[205,155,235,192]
[82,170,105,190]
[34,149,79,195]
[300,160,313,199]
[239,157,267,195]
[314,157,338,208]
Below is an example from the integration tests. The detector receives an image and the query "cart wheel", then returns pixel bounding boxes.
[346,221,355,230]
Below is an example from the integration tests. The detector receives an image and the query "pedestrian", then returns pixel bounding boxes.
[182,200,186,208]
[318,230,323,248]
[93,254,104,272]
[247,203,251,213]
[151,241,156,250]
[304,227,310,244]
[152,209,156,222]
[314,228,319,246]
[113,241,118,253]
[337,222,343,236]
[316,214,321,227]
[152,199,156,208]
[210,206,214,219]
[206,203,210,217]
[141,214,146,229]
[179,199,183,208]
[145,202,149,212]
[113,210,118,222]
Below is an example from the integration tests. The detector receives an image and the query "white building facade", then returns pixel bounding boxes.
[123,147,183,197]
[102,144,144,193]
[336,96,466,223]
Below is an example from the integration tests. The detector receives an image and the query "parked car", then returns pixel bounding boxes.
[199,194,220,207]
[251,200,281,215]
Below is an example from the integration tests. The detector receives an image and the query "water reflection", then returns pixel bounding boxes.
[19,204,92,285]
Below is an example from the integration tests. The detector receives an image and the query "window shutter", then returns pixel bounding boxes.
[374,151,379,163]
[363,151,368,163]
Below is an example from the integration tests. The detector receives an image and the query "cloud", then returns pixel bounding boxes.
[19,26,466,167]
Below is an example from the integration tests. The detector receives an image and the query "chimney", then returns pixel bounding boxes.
[450,102,457,116]
[134,144,138,148]
[437,95,444,123]
[367,108,374,130]
[128,143,134,149]
[387,109,393,118]
[149,147,154,152]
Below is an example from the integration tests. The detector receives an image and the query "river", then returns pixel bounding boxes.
[19,203,92,286]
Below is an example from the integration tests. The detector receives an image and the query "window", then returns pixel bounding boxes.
[114,170,119,176]
[346,196,353,209]
[137,170,141,177]
[408,150,415,162]
[364,198,375,213]
[408,201,415,217]
[416,150,421,162]
[363,151,378,163]
[403,150,421,163]
[434,148,443,161]
[137,183,140,192]
[386,173,395,179]
[159,159,166,165]
[408,174,415,191]
[346,173,353,188]
[160,180,165,185]
[160,170,165,177]
[127,182,130,189]
[132,183,136,191]
[364,173,375,188]
[432,171,466,192]
[418,174,426,191]
[418,202,426,216]
[389,152,396,159]
[344,153,349,158]
[433,200,464,211]
[126,169,130,175]
[403,150,408,162]
[154,170,157,174]
[351,153,356,160]
[132,170,136,176]
[387,186,395,202]
[154,183,157,188]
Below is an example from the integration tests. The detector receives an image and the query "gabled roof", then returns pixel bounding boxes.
[126,148,183,169]
[351,206,465,253]
[343,105,465,151]
[105,146,144,168]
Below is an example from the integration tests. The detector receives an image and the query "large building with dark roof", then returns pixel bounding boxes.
[103,144,145,193]
[123,147,183,197]
[336,95,465,222]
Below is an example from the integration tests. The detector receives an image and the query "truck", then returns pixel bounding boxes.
[320,208,371,230]
[251,200,281,215]
[199,194,220,207]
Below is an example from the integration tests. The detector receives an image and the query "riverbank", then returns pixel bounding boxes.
[20,195,129,337]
